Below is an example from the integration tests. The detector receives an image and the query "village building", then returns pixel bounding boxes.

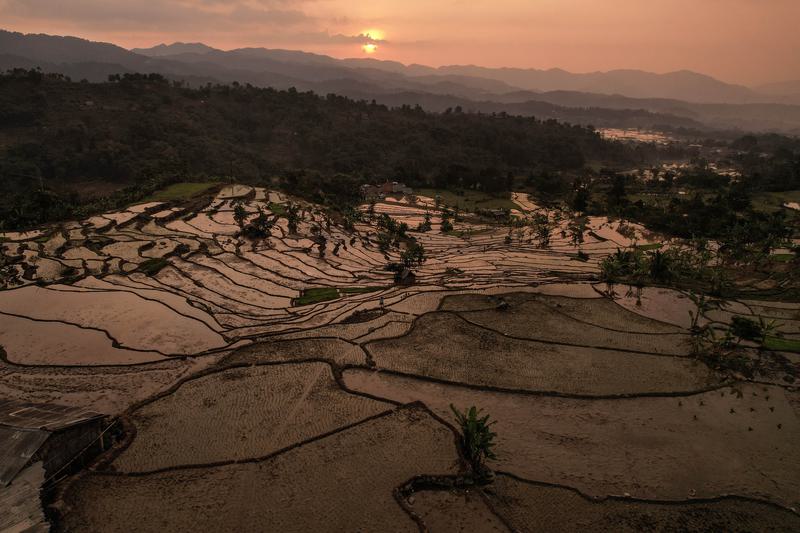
[0,399,107,532]
[360,181,413,201]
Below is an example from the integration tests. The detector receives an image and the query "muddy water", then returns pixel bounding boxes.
[598,284,698,328]
[0,285,227,355]
[0,313,165,365]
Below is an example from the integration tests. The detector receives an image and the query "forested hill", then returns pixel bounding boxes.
[1,69,662,228]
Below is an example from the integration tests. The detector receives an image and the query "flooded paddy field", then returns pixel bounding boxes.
[1,185,798,531]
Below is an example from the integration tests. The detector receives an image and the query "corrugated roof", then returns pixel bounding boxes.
[0,398,103,431]
[0,427,49,486]
[0,461,47,530]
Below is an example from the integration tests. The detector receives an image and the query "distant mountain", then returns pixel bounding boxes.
[2,29,800,134]
[332,60,765,104]
[754,80,800,105]
[131,42,217,57]
[438,66,760,104]
[756,80,800,95]
[522,91,800,133]
[0,29,146,67]
[118,38,777,105]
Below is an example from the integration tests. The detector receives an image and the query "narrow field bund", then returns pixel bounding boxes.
[2,185,798,531]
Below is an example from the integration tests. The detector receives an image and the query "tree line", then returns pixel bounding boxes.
[0,68,658,229]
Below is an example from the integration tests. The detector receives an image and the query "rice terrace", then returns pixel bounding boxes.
[1,179,799,531]
[2,4,800,530]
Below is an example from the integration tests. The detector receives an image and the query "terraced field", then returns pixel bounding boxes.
[1,185,798,531]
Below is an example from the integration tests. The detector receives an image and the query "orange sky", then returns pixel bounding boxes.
[2,0,798,86]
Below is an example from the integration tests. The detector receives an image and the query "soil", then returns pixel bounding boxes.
[113,363,390,472]
[487,474,800,533]
[365,313,718,394]
[61,407,460,533]
[343,369,800,508]
[412,489,508,532]
[223,338,368,366]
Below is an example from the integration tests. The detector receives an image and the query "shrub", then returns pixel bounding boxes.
[401,242,426,268]
[730,316,762,342]
[138,257,169,276]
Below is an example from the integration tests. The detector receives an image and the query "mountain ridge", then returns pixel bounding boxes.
[2,29,800,133]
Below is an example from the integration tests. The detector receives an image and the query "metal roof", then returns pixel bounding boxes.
[0,398,103,431]
[0,398,105,486]
[0,427,49,486]
[0,460,47,531]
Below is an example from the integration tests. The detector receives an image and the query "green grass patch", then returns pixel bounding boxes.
[340,286,383,295]
[138,257,170,276]
[751,190,800,213]
[764,336,800,353]
[295,286,384,305]
[626,192,672,208]
[770,253,795,263]
[145,182,219,202]
[268,202,287,216]
[295,288,339,305]
[416,188,517,212]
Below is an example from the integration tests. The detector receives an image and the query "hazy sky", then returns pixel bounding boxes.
[1,0,798,86]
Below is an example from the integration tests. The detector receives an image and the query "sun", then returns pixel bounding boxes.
[362,43,378,55]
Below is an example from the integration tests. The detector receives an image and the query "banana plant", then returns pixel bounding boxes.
[450,404,498,476]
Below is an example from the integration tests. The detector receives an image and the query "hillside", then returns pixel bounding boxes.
[0,69,650,229]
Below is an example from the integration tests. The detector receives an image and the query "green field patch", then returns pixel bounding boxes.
[751,190,800,213]
[268,202,287,216]
[145,182,219,202]
[416,188,517,212]
[764,336,800,353]
[340,287,384,295]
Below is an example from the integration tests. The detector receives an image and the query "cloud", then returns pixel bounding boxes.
[0,0,392,51]
[284,31,386,45]
[0,0,318,31]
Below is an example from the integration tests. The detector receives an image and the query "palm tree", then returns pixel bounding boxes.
[233,202,248,229]
[648,249,672,282]
[285,203,300,234]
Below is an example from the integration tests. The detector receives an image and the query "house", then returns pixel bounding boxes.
[360,184,382,200]
[361,181,413,201]
[0,399,107,532]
